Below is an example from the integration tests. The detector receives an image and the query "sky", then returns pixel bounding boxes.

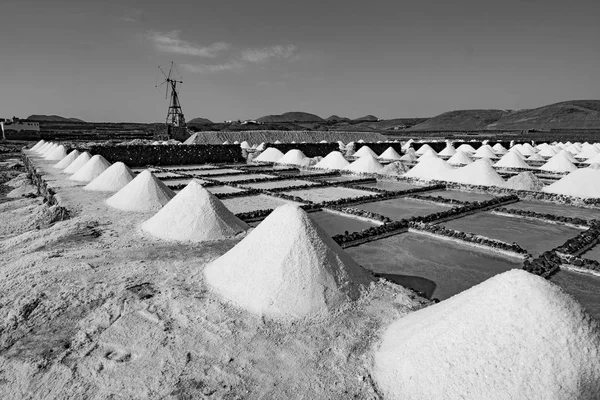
[1,0,599,122]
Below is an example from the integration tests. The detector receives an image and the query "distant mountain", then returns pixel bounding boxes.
[407,110,508,131]
[353,115,379,122]
[257,112,324,123]
[326,115,351,122]
[187,117,214,125]
[26,115,85,122]
[488,100,600,130]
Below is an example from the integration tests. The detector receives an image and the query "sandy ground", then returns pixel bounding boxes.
[0,151,429,399]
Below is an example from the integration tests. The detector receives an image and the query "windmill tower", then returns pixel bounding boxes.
[156,62,186,138]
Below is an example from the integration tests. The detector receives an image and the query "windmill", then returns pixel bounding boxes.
[156,62,186,128]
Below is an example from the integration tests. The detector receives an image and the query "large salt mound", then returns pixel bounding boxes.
[354,145,378,158]
[44,144,68,161]
[416,148,439,162]
[69,155,111,182]
[576,147,600,160]
[557,149,578,163]
[84,162,135,192]
[141,180,248,242]
[254,147,284,163]
[36,142,52,154]
[378,147,402,160]
[543,168,600,198]
[106,170,175,212]
[41,143,58,157]
[585,153,600,165]
[399,153,417,162]
[374,270,600,400]
[380,161,409,175]
[54,150,80,169]
[63,152,92,174]
[204,205,372,321]
[493,151,530,169]
[314,151,349,170]
[451,159,505,186]
[473,145,497,159]
[415,144,434,155]
[508,147,525,158]
[527,152,545,161]
[447,150,472,166]
[343,154,384,173]
[503,171,544,191]
[539,152,578,173]
[277,149,309,166]
[437,144,456,157]
[30,140,45,151]
[492,143,507,154]
[455,144,476,154]
[404,158,454,181]
[538,146,558,157]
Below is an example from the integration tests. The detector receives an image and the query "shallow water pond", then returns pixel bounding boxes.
[426,190,495,202]
[356,198,450,220]
[550,270,600,320]
[222,194,302,214]
[187,168,243,176]
[505,201,600,221]
[284,187,377,203]
[241,179,318,190]
[359,181,419,191]
[346,232,521,300]
[213,174,277,183]
[442,212,582,256]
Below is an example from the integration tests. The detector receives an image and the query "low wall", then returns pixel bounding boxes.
[266,142,339,158]
[22,153,70,221]
[81,144,244,167]
[186,130,386,144]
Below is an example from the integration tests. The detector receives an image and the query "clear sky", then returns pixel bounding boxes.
[1,0,599,122]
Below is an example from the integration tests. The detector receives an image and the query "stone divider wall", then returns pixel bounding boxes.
[22,153,70,221]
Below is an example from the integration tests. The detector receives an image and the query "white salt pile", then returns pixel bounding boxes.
[447,150,473,166]
[517,143,536,156]
[451,159,505,186]
[473,145,497,159]
[492,143,507,154]
[277,149,309,166]
[416,148,439,161]
[204,204,371,321]
[493,151,530,169]
[314,151,350,170]
[380,161,409,175]
[401,139,414,150]
[223,140,230,145]
[437,144,456,157]
[404,158,454,181]
[538,146,558,157]
[256,142,266,151]
[54,150,80,169]
[543,167,600,198]
[585,153,600,165]
[539,152,578,173]
[44,145,68,161]
[39,142,55,155]
[240,141,250,149]
[84,162,135,192]
[353,145,378,158]
[557,149,578,163]
[415,144,434,155]
[63,152,92,174]
[41,143,58,157]
[373,270,600,400]
[254,147,284,163]
[30,140,45,151]
[69,155,111,182]
[343,154,384,173]
[503,171,544,191]
[527,153,545,162]
[399,152,417,162]
[106,170,175,212]
[455,144,476,154]
[378,147,402,160]
[508,147,525,158]
[141,180,248,242]
[576,146,600,160]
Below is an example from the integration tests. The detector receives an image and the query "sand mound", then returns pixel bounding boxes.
[84,162,135,192]
[204,205,372,321]
[543,168,600,198]
[63,152,92,174]
[106,170,175,212]
[539,152,578,173]
[141,180,248,242]
[343,154,384,173]
[437,144,456,157]
[54,150,80,169]
[415,144,435,155]
[277,149,309,166]
[447,150,473,166]
[353,146,378,158]
[314,151,349,170]
[493,151,530,169]
[68,155,111,182]
[473,145,497,159]
[380,161,409,175]
[404,158,454,181]
[374,270,600,400]
[451,159,505,186]
[378,147,402,160]
[254,147,284,163]
[44,145,68,161]
[503,171,544,191]
[30,140,45,151]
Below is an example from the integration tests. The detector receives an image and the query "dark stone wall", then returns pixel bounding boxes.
[82,144,244,166]
[412,141,527,152]
[353,142,404,154]
[265,142,339,157]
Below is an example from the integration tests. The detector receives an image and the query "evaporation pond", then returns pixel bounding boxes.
[159,165,220,170]
[426,190,495,202]
[346,232,521,300]
[550,270,600,321]
[241,179,319,190]
[187,168,243,176]
[222,194,302,214]
[504,201,600,221]
[213,174,277,183]
[162,178,209,186]
[313,175,367,183]
[152,172,186,179]
[442,212,582,256]
[355,198,450,220]
[208,186,246,195]
[284,187,377,202]
[359,181,419,191]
